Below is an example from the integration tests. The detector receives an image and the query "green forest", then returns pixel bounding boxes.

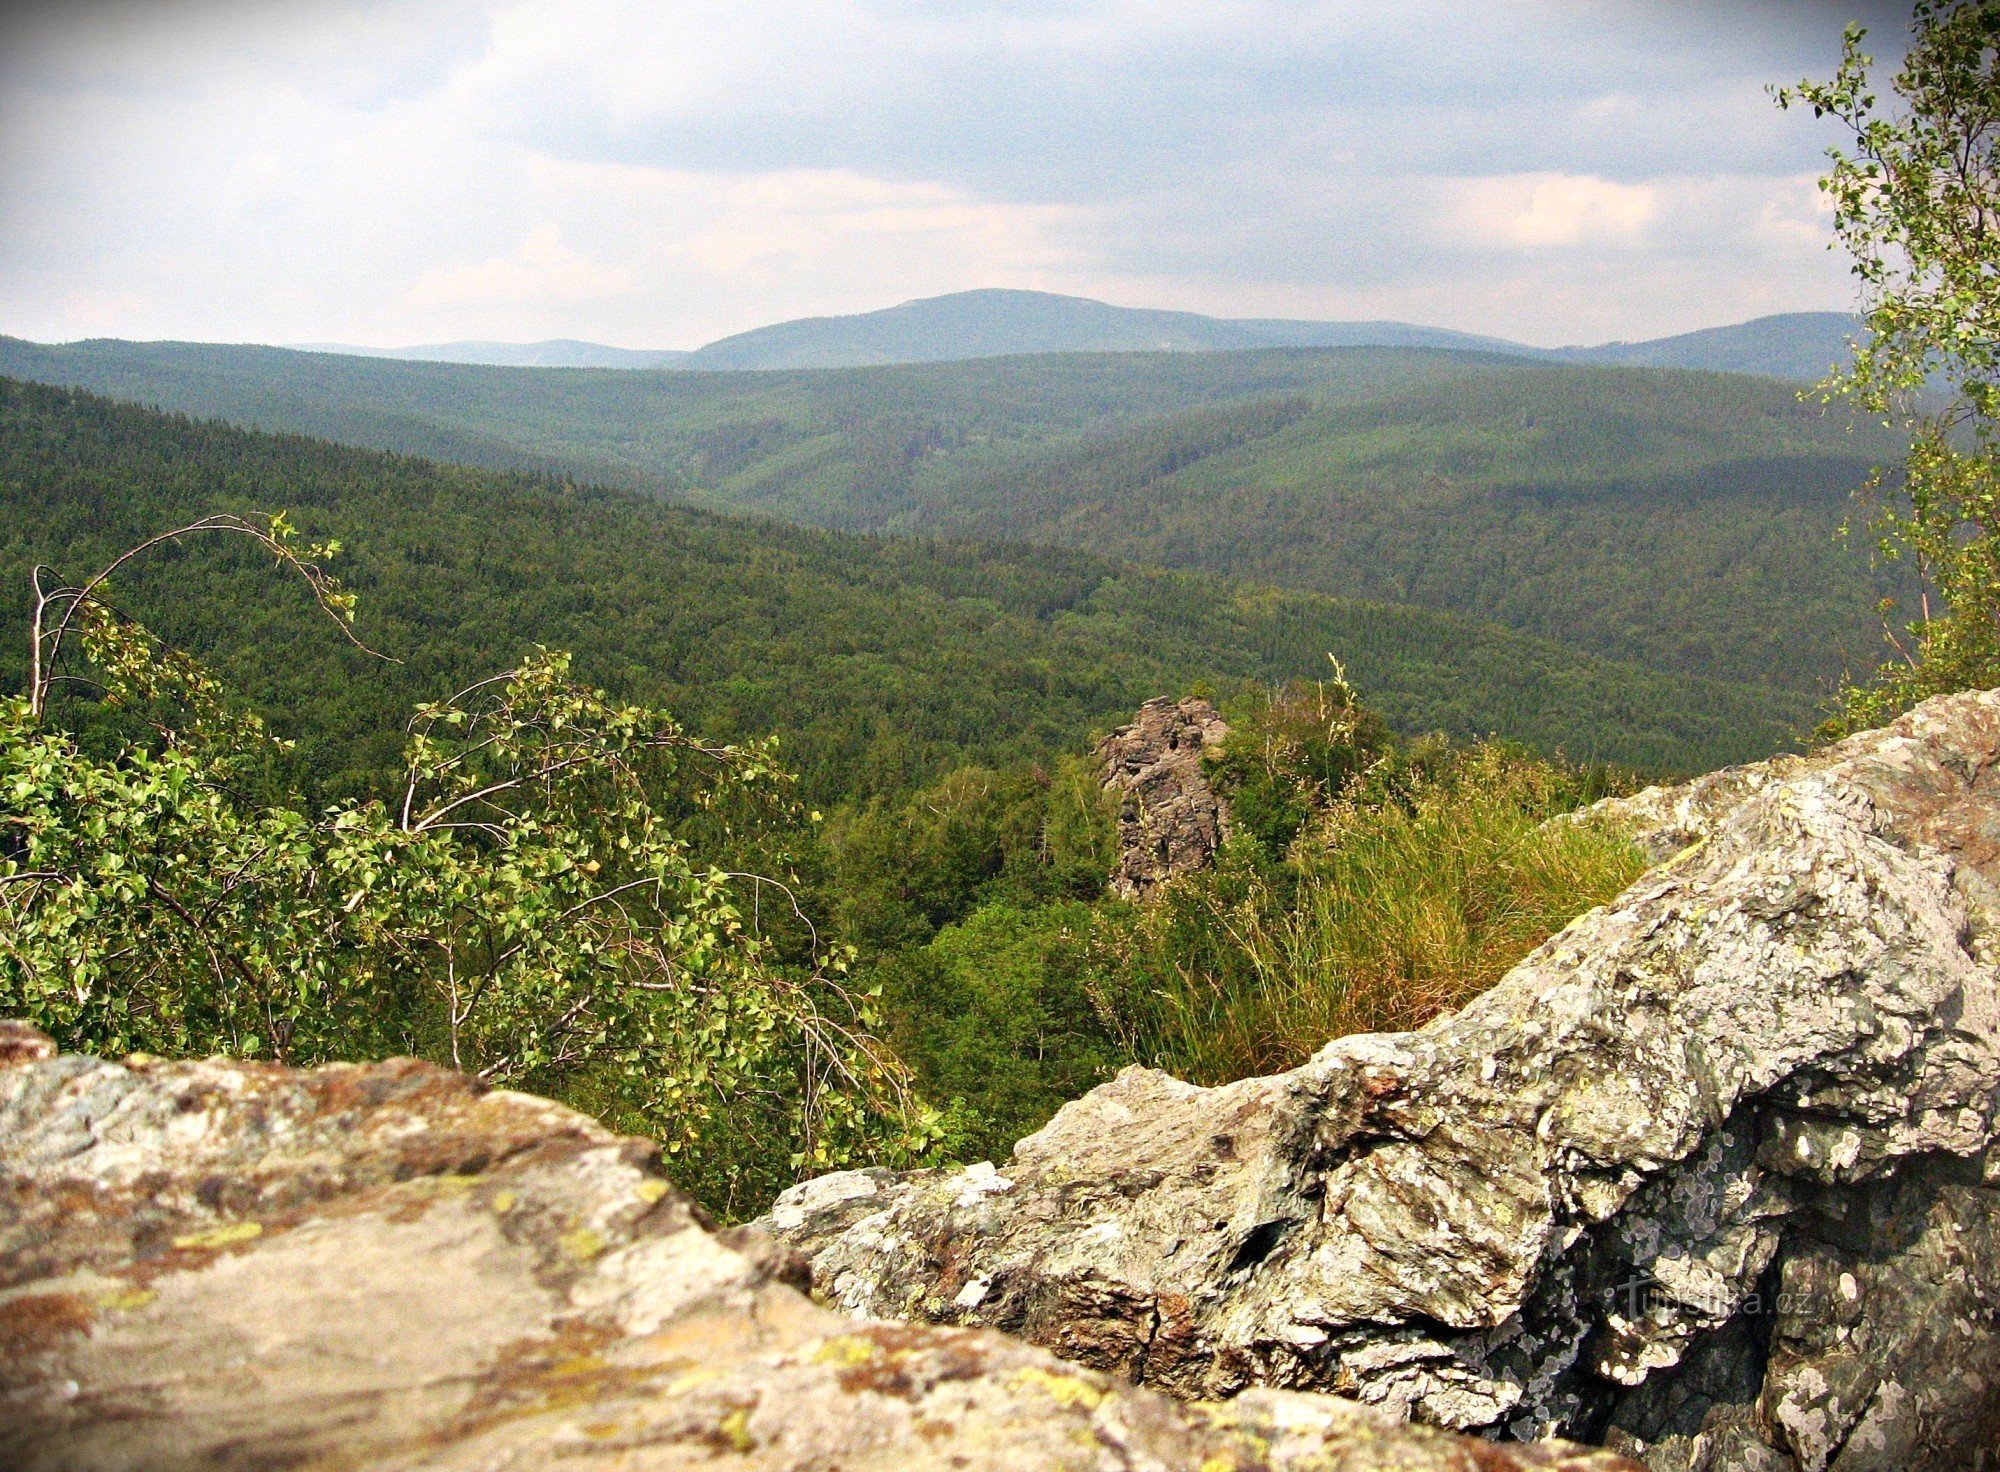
[0,379,1798,793]
[0,377,1805,1211]
[0,336,1903,694]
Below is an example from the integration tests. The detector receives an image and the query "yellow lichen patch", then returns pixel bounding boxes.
[489,1190,518,1214]
[1669,837,1708,867]
[1199,1456,1237,1472]
[171,1221,263,1250]
[89,1285,156,1313]
[1010,1365,1105,1411]
[634,1179,671,1203]
[811,1335,878,1369]
[558,1227,606,1262]
[717,1407,755,1453]
[431,1174,478,1193]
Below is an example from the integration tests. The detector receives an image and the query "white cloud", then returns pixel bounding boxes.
[0,0,1886,348]
[665,167,1085,282]
[407,225,633,309]
[1450,173,1660,250]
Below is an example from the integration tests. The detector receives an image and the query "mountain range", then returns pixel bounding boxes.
[287,288,1859,382]
[0,331,1901,701]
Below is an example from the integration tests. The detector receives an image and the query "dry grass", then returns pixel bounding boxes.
[1107,746,1647,1085]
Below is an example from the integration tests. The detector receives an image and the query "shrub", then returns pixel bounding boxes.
[0,520,938,1218]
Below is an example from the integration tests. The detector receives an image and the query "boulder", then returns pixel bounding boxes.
[0,1027,1636,1471]
[763,690,2000,1470]
[1099,696,1232,898]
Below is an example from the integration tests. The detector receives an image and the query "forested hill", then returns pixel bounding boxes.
[899,366,1906,687]
[0,335,1509,509]
[292,290,1853,378]
[0,378,1802,798]
[680,288,1526,369]
[0,335,1898,694]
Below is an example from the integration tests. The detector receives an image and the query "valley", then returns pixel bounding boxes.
[0,330,1903,696]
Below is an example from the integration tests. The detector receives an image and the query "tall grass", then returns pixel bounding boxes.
[1091,746,1646,1085]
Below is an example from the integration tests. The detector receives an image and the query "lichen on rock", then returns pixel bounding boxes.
[764,689,2000,1471]
[0,1026,1635,1471]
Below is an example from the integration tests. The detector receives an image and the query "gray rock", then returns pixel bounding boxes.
[0,1032,1638,1472]
[764,689,2000,1470]
[1099,696,1232,898]
[1575,754,1809,865]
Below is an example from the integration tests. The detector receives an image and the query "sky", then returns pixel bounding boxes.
[0,0,1916,350]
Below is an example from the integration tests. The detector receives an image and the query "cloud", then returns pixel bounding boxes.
[1450,174,1661,250]
[681,173,1083,286]
[0,0,1901,348]
[407,225,632,309]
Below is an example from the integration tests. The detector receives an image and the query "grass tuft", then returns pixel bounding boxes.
[1094,745,1647,1085]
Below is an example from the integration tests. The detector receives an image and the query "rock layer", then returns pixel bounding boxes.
[0,1027,1636,1472]
[1098,696,1232,898]
[765,690,2000,1470]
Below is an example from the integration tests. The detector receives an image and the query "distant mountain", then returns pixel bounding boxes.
[273,293,1861,381]
[683,291,1862,380]
[683,289,1522,370]
[1552,312,1860,382]
[289,339,691,370]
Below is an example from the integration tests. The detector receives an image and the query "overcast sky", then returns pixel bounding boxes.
[0,0,1914,350]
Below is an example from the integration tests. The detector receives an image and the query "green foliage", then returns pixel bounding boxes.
[0,336,1902,695]
[915,369,1905,689]
[1208,666,1392,854]
[813,754,1128,1159]
[0,337,1493,523]
[822,757,1115,954]
[1,567,935,1219]
[0,378,1804,791]
[0,382,1797,1182]
[875,900,1118,1161]
[827,686,1641,1150]
[1086,744,1646,1085]
[1781,3,2000,727]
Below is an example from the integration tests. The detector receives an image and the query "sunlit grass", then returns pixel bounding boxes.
[1100,746,1647,1085]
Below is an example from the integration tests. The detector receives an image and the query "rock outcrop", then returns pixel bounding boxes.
[0,1023,1637,1471]
[764,690,2000,1471]
[1099,696,1232,898]
[1578,753,1810,866]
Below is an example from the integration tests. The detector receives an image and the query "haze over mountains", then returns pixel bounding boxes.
[284,288,1860,382]
[289,339,692,370]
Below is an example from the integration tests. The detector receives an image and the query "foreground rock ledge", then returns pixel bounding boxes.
[763,690,2000,1472]
[0,1023,1633,1472]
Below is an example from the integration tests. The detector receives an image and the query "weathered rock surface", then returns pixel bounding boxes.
[764,690,2000,1470]
[1579,753,1810,866]
[0,1027,1637,1472]
[1099,696,1232,898]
